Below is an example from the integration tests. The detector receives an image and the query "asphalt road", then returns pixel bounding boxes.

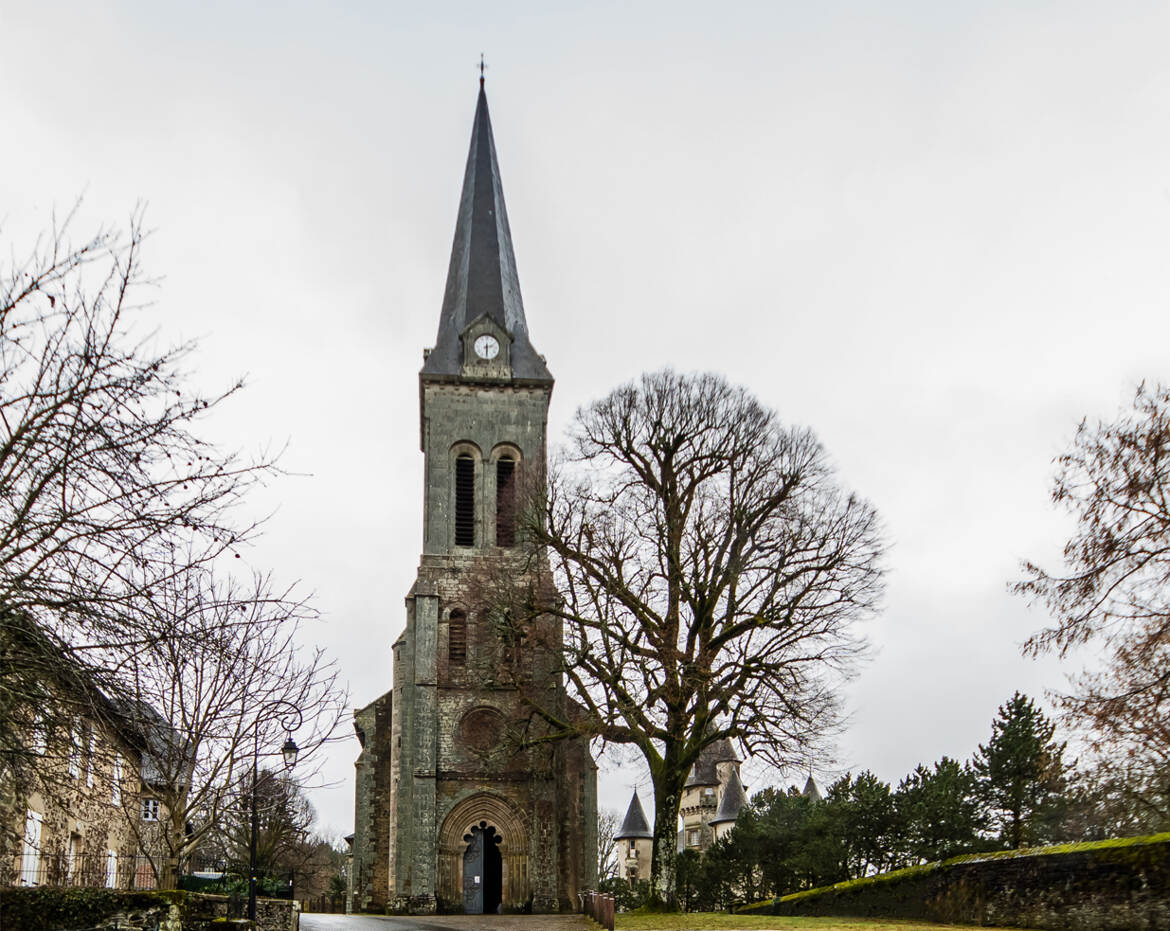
[300,915,592,931]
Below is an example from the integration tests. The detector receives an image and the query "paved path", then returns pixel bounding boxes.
[301,915,592,931]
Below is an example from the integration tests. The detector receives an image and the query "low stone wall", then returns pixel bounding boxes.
[0,888,299,931]
[182,892,300,931]
[752,833,1170,930]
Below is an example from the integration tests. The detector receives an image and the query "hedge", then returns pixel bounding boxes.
[0,887,185,931]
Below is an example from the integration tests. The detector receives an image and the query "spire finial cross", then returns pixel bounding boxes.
[479,54,487,88]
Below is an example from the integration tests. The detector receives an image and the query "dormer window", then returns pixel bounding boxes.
[455,454,475,546]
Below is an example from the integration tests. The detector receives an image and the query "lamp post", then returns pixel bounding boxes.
[248,701,303,924]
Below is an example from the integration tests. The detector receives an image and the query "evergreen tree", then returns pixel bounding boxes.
[972,692,1070,848]
[895,756,985,863]
[824,771,902,876]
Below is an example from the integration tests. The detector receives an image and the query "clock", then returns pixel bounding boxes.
[474,334,500,360]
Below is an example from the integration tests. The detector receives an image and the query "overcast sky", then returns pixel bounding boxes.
[4,1,1169,839]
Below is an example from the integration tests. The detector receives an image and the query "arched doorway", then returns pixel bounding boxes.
[438,792,529,910]
[462,822,502,914]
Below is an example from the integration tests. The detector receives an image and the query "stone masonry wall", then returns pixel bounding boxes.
[769,835,1170,930]
[350,691,391,912]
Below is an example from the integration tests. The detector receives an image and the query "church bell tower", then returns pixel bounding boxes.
[350,79,597,915]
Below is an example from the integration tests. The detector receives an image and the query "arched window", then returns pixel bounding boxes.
[455,454,475,547]
[496,456,516,547]
[449,610,467,666]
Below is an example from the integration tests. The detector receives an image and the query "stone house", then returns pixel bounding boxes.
[350,78,597,915]
[2,617,174,889]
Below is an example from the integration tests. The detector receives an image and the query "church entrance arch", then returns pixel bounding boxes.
[439,793,528,912]
[462,822,502,914]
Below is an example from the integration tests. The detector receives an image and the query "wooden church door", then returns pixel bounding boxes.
[462,822,502,914]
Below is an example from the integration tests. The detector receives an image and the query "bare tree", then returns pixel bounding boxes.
[0,204,272,626]
[114,566,346,889]
[1016,382,1170,822]
[598,808,620,883]
[486,370,884,906]
[0,205,278,833]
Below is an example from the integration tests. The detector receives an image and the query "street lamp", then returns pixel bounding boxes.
[249,701,303,924]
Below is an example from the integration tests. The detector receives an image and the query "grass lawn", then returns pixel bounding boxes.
[614,915,1030,930]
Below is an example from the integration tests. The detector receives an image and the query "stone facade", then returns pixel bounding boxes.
[614,791,653,885]
[5,726,153,889]
[679,739,744,854]
[1,623,172,891]
[350,81,597,915]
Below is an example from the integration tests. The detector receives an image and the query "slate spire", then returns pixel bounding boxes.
[615,789,653,840]
[422,81,551,382]
[710,767,748,827]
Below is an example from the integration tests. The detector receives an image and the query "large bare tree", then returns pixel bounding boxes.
[0,205,272,628]
[487,370,884,906]
[1016,381,1170,824]
[0,207,343,876]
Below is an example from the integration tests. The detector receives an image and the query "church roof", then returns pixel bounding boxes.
[684,737,741,787]
[421,80,552,384]
[710,766,748,826]
[615,790,653,840]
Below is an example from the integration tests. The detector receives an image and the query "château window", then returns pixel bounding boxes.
[455,454,475,547]
[496,456,516,547]
[448,610,467,667]
[141,798,160,822]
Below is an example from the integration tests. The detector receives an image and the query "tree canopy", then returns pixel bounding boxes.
[493,370,885,905]
[1017,382,1170,824]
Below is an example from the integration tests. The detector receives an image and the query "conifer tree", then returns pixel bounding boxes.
[895,756,985,863]
[972,692,1070,848]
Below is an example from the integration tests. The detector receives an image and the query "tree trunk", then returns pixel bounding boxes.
[648,780,684,910]
[161,809,186,889]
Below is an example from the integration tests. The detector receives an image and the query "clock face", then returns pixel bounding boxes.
[474,334,500,360]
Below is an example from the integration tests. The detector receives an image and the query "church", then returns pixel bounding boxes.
[349,79,598,914]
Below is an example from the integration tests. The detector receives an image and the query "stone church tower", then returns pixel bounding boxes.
[350,80,597,915]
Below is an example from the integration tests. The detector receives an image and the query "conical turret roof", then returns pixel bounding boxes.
[421,80,551,383]
[615,790,653,840]
[710,767,748,826]
[684,737,740,787]
[802,775,822,803]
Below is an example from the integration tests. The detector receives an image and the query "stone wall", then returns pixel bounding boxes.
[350,690,392,912]
[759,834,1170,930]
[183,892,299,930]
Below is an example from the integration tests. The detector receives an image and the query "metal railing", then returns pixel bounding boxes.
[13,852,160,890]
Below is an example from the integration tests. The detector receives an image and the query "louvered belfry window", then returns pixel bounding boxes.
[496,457,516,547]
[449,610,467,666]
[455,454,475,546]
